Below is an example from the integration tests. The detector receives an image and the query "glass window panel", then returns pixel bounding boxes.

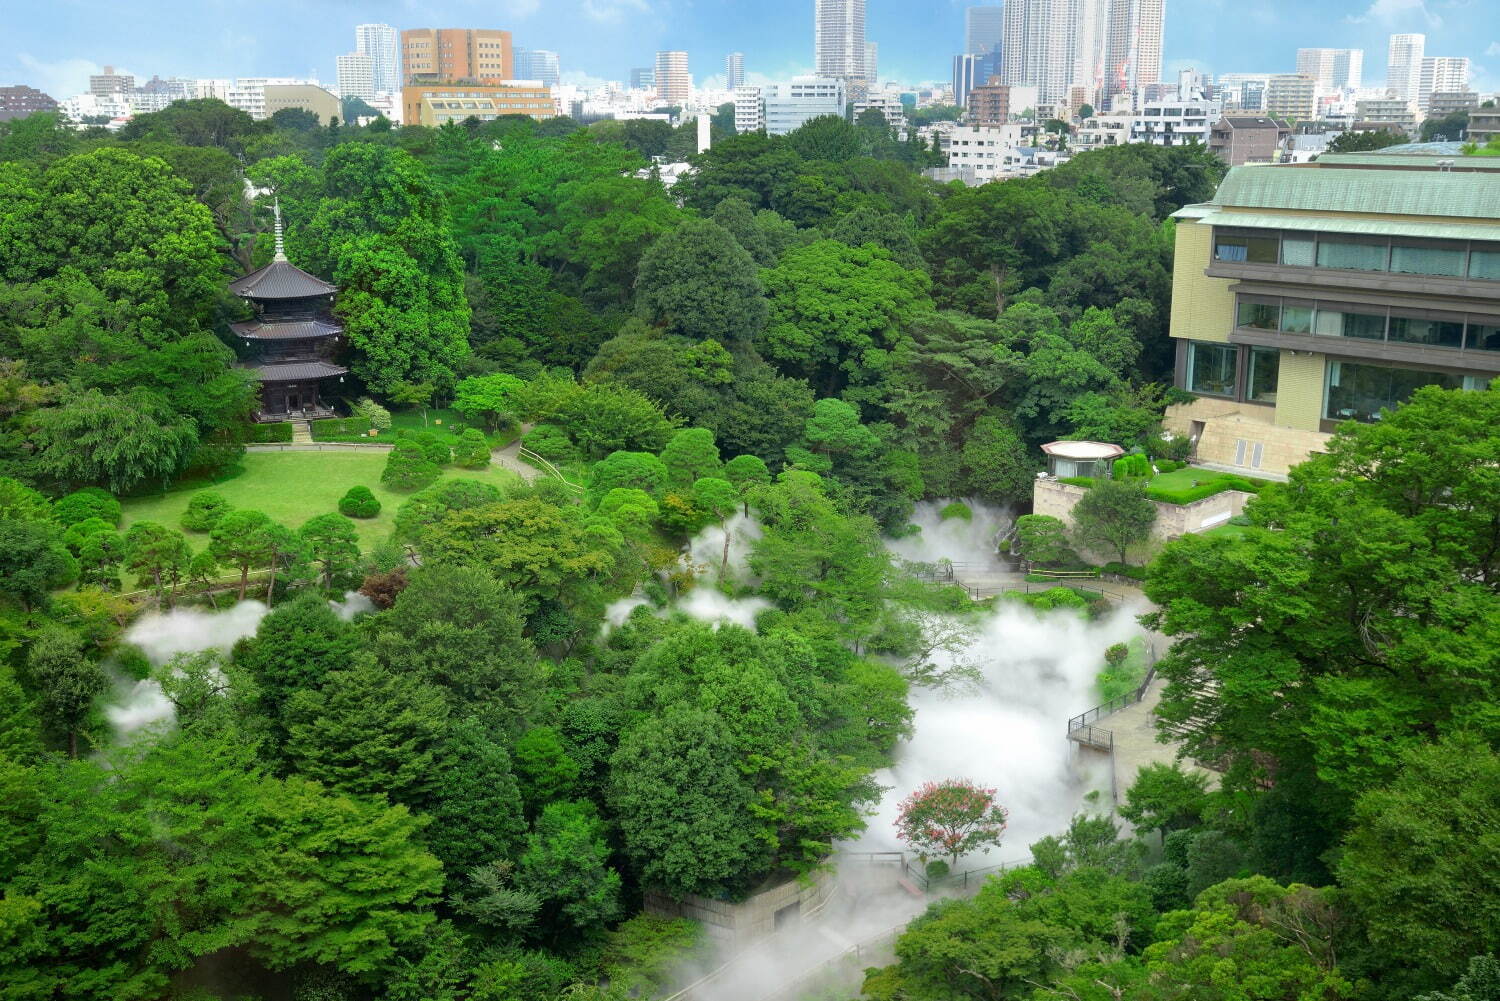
[1315,307,1386,340]
[1237,300,1280,330]
[1215,236,1277,263]
[1317,240,1388,271]
[1390,244,1465,277]
[1247,347,1280,402]
[1468,323,1500,351]
[1326,361,1466,423]
[1214,241,1248,262]
[1388,315,1463,348]
[1281,305,1313,333]
[1281,237,1315,267]
[1470,250,1500,280]
[1188,342,1238,396]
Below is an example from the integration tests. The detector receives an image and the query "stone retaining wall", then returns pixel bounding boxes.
[1032,478,1254,545]
[644,868,835,945]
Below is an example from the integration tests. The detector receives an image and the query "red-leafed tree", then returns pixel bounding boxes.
[895,778,1009,867]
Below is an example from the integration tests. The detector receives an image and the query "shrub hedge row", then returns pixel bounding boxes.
[311,417,374,440]
[248,423,293,443]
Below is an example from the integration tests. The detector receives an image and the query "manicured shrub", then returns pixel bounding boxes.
[523,424,578,462]
[406,430,451,467]
[1112,454,1152,480]
[454,428,491,469]
[381,440,440,492]
[338,486,382,519]
[54,487,121,528]
[1153,459,1184,473]
[1057,476,1097,488]
[924,859,950,879]
[181,492,232,532]
[310,417,373,440]
[1146,476,1261,505]
[353,397,392,430]
[939,502,973,522]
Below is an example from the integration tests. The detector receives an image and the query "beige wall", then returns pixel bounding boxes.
[263,85,340,123]
[1273,350,1326,431]
[1164,398,1330,477]
[1033,477,1255,546]
[644,869,835,945]
[1169,220,1237,345]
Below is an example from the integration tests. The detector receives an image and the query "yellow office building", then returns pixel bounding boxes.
[1164,151,1500,476]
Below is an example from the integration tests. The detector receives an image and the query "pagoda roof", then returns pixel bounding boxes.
[229,259,337,300]
[230,318,343,340]
[248,360,348,382]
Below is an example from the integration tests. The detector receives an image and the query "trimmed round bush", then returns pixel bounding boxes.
[407,430,451,467]
[338,485,382,519]
[181,491,232,532]
[54,487,121,527]
[381,440,441,492]
[523,424,578,462]
[454,428,491,469]
[925,859,950,879]
[938,502,973,522]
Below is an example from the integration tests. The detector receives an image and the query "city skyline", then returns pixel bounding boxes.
[4,0,1497,98]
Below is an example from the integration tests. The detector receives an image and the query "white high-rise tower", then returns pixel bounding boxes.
[354,23,400,94]
[815,0,868,87]
[1102,0,1164,107]
[1386,33,1425,102]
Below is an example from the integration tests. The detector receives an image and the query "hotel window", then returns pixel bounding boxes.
[1388,312,1464,349]
[1317,239,1388,272]
[1314,305,1386,340]
[1281,304,1314,334]
[1188,341,1238,397]
[1215,234,1278,263]
[1237,299,1280,330]
[1325,360,1467,423]
[1281,236,1315,267]
[1390,243,1465,277]
[1247,346,1280,403]
[1468,322,1500,351]
[1470,250,1500,280]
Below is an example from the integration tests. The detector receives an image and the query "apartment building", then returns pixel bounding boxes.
[1470,108,1500,144]
[967,83,1038,124]
[1129,97,1221,146]
[760,76,846,135]
[1208,116,1290,166]
[401,29,514,85]
[402,83,554,125]
[945,123,1026,180]
[0,85,57,121]
[1164,153,1500,476]
[1265,74,1317,122]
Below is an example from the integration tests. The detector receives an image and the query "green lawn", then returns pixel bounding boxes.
[1148,466,1235,491]
[1202,521,1253,541]
[121,451,522,551]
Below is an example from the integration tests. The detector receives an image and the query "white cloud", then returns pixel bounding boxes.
[1346,0,1442,26]
[16,54,115,99]
[1486,42,1500,56]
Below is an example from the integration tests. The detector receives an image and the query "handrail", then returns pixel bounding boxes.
[1065,644,1158,746]
[516,446,585,492]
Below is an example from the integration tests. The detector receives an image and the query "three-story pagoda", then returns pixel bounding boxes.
[228,208,348,421]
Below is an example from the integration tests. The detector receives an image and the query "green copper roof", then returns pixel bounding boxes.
[1212,163,1500,221]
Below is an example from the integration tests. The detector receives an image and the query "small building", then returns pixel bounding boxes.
[263,83,341,123]
[1040,441,1125,479]
[1209,116,1291,166]
[228,215,348,422]
[402,82,555,125]
[0,84,58,121]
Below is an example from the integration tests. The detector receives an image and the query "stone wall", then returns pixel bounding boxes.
[1032,477,1254,548]
[644,867,836,945]
[1164,397,1330,478]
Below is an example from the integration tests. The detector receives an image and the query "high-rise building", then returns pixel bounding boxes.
[1102,0,1165,107]
[629,68,655,91]
[89,66,134,98]
[726,52,745,89]
[815,0,867,87]
[337,53,375,101]
[866,42,879,84]
[1004,0,1107,106]
[1295,48,1363,90]
[1418,56,1469,114]
[965,5,1004,55]
[401,29,514,85]
[516,49,561,88]
[1385,33,1424,102]
[355,24,400,94]
[1265,74,1317,122]
[734,85,765,132]
[655,51,691,104]
[763,76,847,134]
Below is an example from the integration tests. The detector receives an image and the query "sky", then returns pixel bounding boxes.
[3,0,1497,98]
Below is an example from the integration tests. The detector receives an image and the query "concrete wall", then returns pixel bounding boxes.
[644,868,836,945]
[1032,476,1256,546]
[1273,350,1326,432]
[1164,396,1331,477]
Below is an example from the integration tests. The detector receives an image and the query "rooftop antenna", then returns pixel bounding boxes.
[272,197,288,262]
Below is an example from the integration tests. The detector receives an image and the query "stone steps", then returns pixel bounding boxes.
[289,420,313,444]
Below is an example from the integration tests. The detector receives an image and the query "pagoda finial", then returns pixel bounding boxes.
[272,198,287,262]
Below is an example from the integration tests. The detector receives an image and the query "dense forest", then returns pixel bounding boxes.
[0,100,1495,1001]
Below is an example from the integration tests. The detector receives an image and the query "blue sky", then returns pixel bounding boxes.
[4,0,1497,97]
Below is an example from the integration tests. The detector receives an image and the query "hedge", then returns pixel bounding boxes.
[1099,562,1147,580]
[311,417,374,440]
[248,422,293,443]
[1146,476,1264,505]
[1057,476,1098,488]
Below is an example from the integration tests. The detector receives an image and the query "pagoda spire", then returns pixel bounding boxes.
[272,198,288,262]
